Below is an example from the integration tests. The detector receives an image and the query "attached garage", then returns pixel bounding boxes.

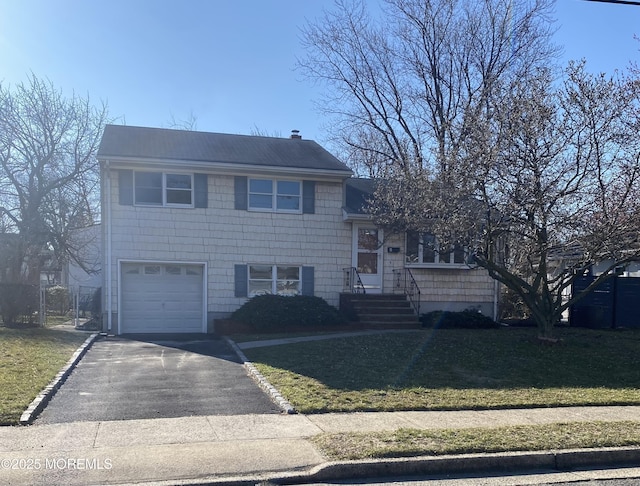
[120,262,206,334]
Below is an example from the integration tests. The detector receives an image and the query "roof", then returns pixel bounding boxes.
[97,125,352,174]
[344,178,376,215]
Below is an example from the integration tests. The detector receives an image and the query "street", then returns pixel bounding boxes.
[297,466,640,486]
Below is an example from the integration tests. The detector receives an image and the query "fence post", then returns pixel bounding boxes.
[39,285,46,327]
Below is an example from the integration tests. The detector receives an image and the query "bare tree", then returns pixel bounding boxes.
[299,0,640,339]
[166,111,199,131]
[249,125,283,138]
[0,74,108,284]
[368,62,640,339]
[298,0,559,179]
[464,63,640,339]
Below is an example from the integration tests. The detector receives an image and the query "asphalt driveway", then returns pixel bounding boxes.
[35,335,281,424]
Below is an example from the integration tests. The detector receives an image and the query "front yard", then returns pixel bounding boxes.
[241,327,640,413]
[0,327,87,425]
[242,327,640,458]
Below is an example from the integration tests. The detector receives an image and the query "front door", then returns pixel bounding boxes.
[352,225,383,293]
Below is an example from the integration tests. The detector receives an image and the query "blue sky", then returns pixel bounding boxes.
[0,0,639,148]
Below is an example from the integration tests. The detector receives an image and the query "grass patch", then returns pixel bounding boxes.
[312,421,640,460]
[231,331,346,343]
[244,327,640,413]
[0,327,87,425]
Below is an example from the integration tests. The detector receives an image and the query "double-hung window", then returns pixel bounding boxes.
[134,172,193,207]
[248,265,300,296]
[406,231,466,266]
[248,178,301,212]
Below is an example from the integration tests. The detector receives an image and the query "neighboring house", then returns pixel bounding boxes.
[98,125,498,335]
[64,223,102,298]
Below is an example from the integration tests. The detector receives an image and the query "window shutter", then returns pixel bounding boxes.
[234,176,248,210]
[194,173,208,208]
[301,266,314,296]
[234,264,248,297]
[302,180,315,214]
[118,170,134,205]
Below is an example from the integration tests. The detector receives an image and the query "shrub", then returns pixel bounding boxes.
[46,286,70,315]
[231,294,346,331]
[0,283,38,325]
[420,310,500,329]
[90,287,102,319]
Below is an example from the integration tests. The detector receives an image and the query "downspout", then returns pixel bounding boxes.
[105,160,113,333]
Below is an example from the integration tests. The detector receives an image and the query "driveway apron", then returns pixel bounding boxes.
[35,335,281,424]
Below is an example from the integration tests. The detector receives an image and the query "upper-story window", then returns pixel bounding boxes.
[134,171,193,207]
[406,231,466,266]
[248,178,301,212]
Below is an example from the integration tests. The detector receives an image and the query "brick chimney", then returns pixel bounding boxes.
[290,129,302,139]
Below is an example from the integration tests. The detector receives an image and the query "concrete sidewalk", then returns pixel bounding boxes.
[2,407,640,486]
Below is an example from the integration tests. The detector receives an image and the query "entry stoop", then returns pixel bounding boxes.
[340,293,420,328]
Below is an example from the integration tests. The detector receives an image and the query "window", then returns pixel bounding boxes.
[406,231,467,266]
[248,178,301,212]
[248,265,300,296]
[144,265,161,275]
[134,171,193,207]
[165,265,182,276]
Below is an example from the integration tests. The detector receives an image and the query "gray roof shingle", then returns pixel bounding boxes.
[97,125,352,174]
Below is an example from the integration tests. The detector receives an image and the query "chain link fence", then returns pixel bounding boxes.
[1,283,100,328]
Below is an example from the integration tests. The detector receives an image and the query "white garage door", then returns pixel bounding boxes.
[120,263,205,334]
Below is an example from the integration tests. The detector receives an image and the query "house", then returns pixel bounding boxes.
[98,125,498,335]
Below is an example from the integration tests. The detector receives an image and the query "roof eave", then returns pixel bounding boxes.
[342,208,372,222]
[99,155,354,181]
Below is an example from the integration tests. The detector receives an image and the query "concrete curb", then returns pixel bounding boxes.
[19,332,100,425]
[111,446,640,486]
[224,336,296,415]
[290,446,640,483]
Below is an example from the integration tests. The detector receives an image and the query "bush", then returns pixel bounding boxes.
[90,287,102,319]
[0,283,38,325]
[231,294,346,331]
[420,310,500,329]
[46,285,69,315]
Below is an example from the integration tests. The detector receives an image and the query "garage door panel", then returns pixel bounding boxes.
[120,263,204,334]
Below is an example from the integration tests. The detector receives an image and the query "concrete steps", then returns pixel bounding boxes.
[340,293,420,328]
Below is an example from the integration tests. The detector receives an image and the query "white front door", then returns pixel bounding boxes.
[352,225,383,293]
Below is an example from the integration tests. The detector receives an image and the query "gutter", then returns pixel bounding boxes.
[100,156,353,181]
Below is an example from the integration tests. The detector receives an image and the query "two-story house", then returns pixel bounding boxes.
[98,125,498,334]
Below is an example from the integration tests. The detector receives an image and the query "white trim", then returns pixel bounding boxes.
[105,162,113,333]
[406,231,468,267]
[342,208,371,222]
[406,263,472,270]
[247,178,302,214]
[352,224,384,293]
[247,264,302,297]
[117,259,207,335]
[133,170,195,208]
[99,156,353,181]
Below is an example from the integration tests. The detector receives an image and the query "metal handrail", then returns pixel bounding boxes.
[393,268,421,315]
[343,267,366,294]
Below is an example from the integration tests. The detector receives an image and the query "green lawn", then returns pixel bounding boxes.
[313,421,640,460]
[243,327,640,413]
[0,327,88,425]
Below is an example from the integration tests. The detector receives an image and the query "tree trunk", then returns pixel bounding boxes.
[533,313,560,343]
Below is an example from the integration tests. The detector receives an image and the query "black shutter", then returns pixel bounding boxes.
[234,176,248,210]
[302,180,315,214]
[234,264,248,297]
[301,266,314,296]
[119,170,134,205]
[194,173,208,208]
